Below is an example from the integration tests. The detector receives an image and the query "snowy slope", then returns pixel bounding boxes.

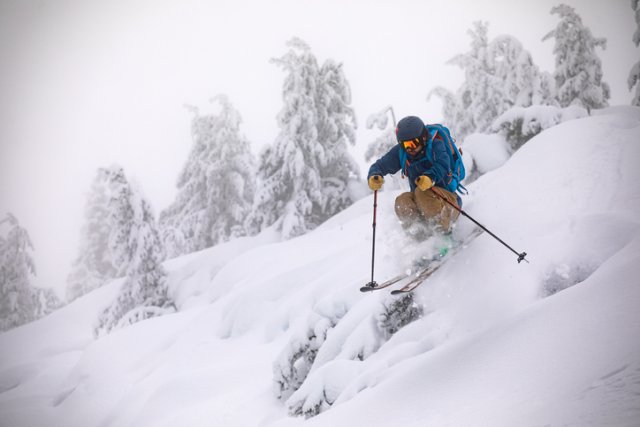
[0,107,639,427]
[288,237,640,427]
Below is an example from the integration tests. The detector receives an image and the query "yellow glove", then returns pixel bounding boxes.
[415,175,434,191]
[368,175,384,191]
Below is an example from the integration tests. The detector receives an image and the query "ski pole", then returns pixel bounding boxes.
[430,188,529,263]
[366,190,379,287]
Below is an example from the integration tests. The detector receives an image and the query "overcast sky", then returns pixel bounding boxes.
[0,0,636,295]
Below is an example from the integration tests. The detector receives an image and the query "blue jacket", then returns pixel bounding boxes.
[367,132,450,193]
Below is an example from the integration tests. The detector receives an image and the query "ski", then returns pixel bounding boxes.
[389,260,447,295]
[390,228,483,295]
[360,272,409,292]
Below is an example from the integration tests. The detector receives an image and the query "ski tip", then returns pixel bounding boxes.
[390,289,409,295]
[360,280,379,293]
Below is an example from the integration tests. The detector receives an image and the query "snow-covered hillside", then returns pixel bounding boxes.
[1,107,639,427]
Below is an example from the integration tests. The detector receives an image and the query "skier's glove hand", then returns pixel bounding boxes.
[368,175,384,191]
[415,175,434,191]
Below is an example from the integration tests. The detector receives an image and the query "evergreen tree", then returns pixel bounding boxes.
[0,214,60,331]
[429,22,555,140]
[0,214,36,331]
[160,96,255,257]
[246,38,358,239]
[487,35,557,109]
[316,59,359,216]
[66,168,121,301]
[105,168,139,274]
[427,86,464,135]
[543,4,610,111]
[95,169,175,336]
[33,287,62,319]
[429,21,491,140]
[629,0,640,106]
[66,166,143,302]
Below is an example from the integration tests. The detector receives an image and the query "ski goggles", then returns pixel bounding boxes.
[400,137,421,150]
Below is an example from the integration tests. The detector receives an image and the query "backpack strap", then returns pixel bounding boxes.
[399,147,408,178]
[425,126,440,163]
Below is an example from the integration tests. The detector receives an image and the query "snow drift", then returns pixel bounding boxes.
[0,107,639,427]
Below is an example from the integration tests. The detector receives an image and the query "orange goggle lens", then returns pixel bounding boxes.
[401,138,420,150]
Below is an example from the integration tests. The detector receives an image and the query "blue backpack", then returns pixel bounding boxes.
[399,124,467,195]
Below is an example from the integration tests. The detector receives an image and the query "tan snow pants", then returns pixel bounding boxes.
[394,187,460,234]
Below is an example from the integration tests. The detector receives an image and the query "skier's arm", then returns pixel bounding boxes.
[367,144,402,178]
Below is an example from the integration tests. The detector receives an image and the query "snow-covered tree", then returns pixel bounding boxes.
[629,0,640,106]
[427,86,462,134]
[160,95,255,257]
[66,168,122,301]
[316,59,359,216]
[246,38,358,239]
[487,35,557,109]
[0,214,60,331]
[492,104,588,151]
[429,23,555,140]
[0,214,37,331]
[104,168,140,276]
[95,170,175,336]
[274,292,423,418]
[429,22,491,140]
[33,287,62,319]
[543,4,610,111]
[273,312,339,401]
[67,166,166,302]
[377,294,423,338]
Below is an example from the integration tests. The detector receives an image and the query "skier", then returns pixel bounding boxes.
[367,116,462,240]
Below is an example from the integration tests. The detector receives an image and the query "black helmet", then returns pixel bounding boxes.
[396,116,425,142]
